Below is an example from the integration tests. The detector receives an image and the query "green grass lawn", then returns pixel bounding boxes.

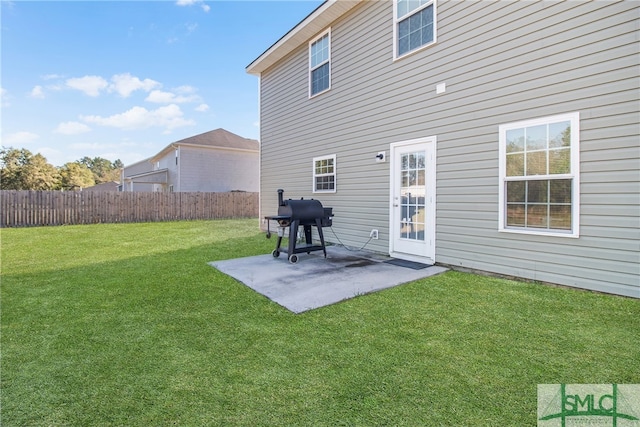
[2,219,638,426]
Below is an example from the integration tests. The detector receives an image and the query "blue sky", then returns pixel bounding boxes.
[1,0,323,166]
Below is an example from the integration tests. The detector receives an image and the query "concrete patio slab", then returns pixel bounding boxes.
[209,246,448,313]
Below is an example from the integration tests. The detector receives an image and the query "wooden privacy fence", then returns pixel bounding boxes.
[0,191,259,227]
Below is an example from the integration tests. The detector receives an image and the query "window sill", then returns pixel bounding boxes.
[309,88,331,99]
[499,228,579,238]
[393,41,437,62]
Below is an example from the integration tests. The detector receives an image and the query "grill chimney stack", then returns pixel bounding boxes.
[277,188,285,206]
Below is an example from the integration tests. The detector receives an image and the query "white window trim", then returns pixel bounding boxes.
[308,28,331,98]
[498,112,580,238]
[312,154,336,193]
[393,0,438,61]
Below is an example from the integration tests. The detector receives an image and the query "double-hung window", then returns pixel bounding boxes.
[313,154,336,193]
[498,112,580,237]
[394,0,437,59]
[309,29,331,97]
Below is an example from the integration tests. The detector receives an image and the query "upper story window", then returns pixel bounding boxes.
[313,154,336,193]
[498,112,580,237]
[394,0,437,59]
[309,29,331,97]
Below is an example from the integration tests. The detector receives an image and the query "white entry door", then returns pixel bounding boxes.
[389,137,436,264]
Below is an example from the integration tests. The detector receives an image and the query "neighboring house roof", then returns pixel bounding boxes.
[121,128,259,192]
[246,0,362,75]
[83,181,120,192]
[125,169,168,184]
[150,128,259,162]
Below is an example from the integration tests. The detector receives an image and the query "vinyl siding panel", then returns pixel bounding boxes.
[258,0,640,297]
[155,151,178,192]
[179,146,259,192]
[122,160,155,192]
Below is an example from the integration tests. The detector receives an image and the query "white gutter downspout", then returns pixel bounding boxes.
[258,74,263,229]
[173,144,180,192]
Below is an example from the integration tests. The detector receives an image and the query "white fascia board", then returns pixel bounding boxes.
[246,0,362,75]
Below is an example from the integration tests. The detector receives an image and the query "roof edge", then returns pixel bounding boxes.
[149,129,259,162]
[175,142,260,154]
[246,0,362,75]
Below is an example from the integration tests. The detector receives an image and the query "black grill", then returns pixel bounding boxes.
[265,189,333,263]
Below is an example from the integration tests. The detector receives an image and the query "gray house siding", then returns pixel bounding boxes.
[123,129,259,193]
[256,0,639,297]
[153,149,178,192]
[179,145,259,192]
[121,159,155,192]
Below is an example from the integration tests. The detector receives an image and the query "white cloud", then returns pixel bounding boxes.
[175,85,196,94]
[253,121,260,127]
[186,22,198,34]
[195,103,209,112]
[145,90,176,104]
[3,131,39,145]
[54,121,91,135]
[64,73,162,98]
[81,104,195,132]
[46,83,64,92]
[66,75,109,97]
[145,89,200,104]
[42,74,64,80]
[30,85,45,99]
[176,0,209,12]
[109,73,161,98]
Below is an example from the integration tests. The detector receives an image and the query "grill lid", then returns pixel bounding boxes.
[278,199,324,220]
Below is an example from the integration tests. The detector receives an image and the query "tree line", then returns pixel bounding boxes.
[0,147,123,191]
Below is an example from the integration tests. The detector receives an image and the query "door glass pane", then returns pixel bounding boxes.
[402,171,409,188]
[399,149,426,241]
